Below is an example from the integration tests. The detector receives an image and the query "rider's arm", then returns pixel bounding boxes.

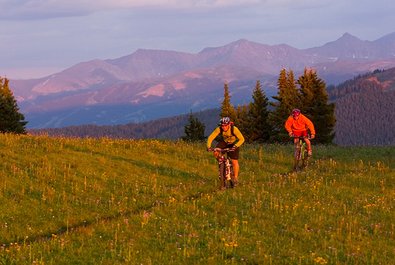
[233,126,245,148]
[303,116,316,135]
[207,127,221,148]
[284,116,294,135]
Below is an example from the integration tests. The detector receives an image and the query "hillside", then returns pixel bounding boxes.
[0,135,394,264]
[328,68,395,145]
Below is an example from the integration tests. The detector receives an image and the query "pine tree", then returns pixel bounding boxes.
[247,80,271,143]
[182,112,206,142]
[269,68,300,142]
[0,77,27,134]
[235,104,249,141]
[220,83,236,121]
[297,68,336,144]
[298,68,315,114]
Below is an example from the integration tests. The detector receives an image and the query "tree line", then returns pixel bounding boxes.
[183,68,336,144]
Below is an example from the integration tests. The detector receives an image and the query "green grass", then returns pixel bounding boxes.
[0,134,394,264]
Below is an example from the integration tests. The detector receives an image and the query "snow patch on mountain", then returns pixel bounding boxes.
[31,75,56,94]
[86,92,99,105]
[184,72,202,78]
[137,84,165,97]
[171,80,186,90]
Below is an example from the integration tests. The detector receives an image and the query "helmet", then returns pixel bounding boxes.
[219,117,231,125]
[292,109,301,116]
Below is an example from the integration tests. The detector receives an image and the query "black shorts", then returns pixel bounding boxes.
[215,141,240,160]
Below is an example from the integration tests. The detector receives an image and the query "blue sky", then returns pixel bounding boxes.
[1,0,394,79]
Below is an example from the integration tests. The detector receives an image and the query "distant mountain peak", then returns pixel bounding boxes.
[342,32,356,38]
[337,32,362,43]
[199,38,264,54]
[232,38,251,44]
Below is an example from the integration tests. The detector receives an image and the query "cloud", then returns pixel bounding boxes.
[1,0,394,79]
[0,0,263,20]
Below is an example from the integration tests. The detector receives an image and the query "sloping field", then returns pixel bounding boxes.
[0,134,394,264]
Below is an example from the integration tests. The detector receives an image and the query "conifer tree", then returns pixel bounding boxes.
[298,68,315,114]
[269,68,300,142]
[297,68,335,144]
[247,80,271,143]
[235,104,249,141]
[182,111,206,142]
[0,77,27,134]
[220,83,236,121]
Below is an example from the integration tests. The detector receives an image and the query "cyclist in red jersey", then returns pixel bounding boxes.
[285,109,316,156]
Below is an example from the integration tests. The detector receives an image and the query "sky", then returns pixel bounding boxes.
[1,0,394,79]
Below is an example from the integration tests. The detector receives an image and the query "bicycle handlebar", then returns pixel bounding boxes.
[207,147,233,152]
[290,135,311,140]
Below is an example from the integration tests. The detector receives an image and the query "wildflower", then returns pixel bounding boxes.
[224,241,238,248]
[314,256,327,264]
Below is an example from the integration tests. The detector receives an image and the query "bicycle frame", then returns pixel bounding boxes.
[293,136,309,171]
[209,147,235,189]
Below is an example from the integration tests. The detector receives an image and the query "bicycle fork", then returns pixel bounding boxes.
[218,156,233,189]
[225,159,231,180]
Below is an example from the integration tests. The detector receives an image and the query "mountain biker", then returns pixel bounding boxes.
[285,109,316,156]
[207,117,245,186]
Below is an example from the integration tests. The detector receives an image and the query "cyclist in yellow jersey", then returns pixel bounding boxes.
[207,117,245,185]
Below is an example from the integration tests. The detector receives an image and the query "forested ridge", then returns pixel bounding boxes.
[30,68,395,146]
[30,109,220,140]
[328,68,395,145]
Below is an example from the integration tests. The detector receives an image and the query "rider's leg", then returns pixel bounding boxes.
[305,138,312,155]
[231,159,239,183]
[293,137,299,154]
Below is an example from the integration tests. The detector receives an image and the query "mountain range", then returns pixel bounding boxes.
[10,31,395,129]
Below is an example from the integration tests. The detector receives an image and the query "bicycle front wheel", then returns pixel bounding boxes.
[301,144,309,168]
[218,162,227,190]
[293,144,302,170]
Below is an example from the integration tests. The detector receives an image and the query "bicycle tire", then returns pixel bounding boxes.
[229,161,235,188]
[301,143,309,168]
[218,162,227,190]
[293,143,302,171]
[224,159,234,188]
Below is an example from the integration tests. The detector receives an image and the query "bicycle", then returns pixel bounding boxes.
[208,147,235,190]
[292,136,310,171]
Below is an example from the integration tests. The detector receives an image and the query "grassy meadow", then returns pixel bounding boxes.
[0,134,394,264]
